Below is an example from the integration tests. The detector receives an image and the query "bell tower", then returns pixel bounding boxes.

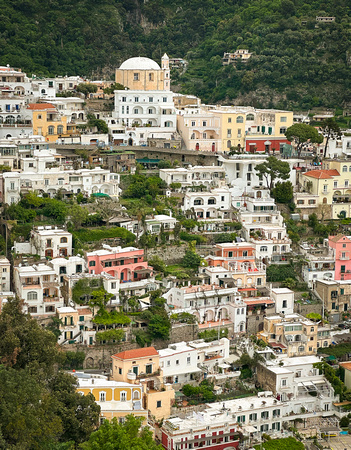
[161,53,170,90]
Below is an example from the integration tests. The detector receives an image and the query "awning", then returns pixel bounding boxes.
[162,367,202,377]
[243,425,257,434]
[134,268,152,274]
[218,363,231,369]
[92,193,110,198]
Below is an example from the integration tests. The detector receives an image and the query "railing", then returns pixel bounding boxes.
[44,296,59,302]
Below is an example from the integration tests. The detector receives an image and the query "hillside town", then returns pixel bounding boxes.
[2,56,351,449]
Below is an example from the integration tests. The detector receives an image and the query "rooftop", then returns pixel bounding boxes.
[112,347,158,360]
[303,169,340,179]
[119,56,161,71]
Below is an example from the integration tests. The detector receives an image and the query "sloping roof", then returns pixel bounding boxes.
[329,234,350,243]
[112,347,158,360]
[303,169,340,179]
[27,103,56,110]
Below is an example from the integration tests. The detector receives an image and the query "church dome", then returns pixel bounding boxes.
[119,57,161,70]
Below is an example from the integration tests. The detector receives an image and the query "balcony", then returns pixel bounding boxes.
[44,296,60,303]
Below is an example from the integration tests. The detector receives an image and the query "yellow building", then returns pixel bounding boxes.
[115,54,170,91]
[28,103,74,143]
[212,109,247,152]
[76,374,147,423]
[111,347,175,420]
[258,313,320,357]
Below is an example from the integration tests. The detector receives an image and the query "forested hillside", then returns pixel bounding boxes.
[0,0,350,109]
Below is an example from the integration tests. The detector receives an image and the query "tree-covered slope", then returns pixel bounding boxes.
[0,0,350,109]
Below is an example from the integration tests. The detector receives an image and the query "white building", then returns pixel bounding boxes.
[0,257,11,292]
[159,342,202,386]
[182,187,232,220]
[237,188,291,264]
[271,288,294,315]
[145,214,177,234]
[257,355,336,414]
[0,162,120,204]
[30,226,72,259]
[164,284,246,333]
[49,256,86,283]
[48,97,86,123]
[159,165,226,188]
[13,263,63,316]
[188,337,230,371]
[218,154,299,194]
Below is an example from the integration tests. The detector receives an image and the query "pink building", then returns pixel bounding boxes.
[329,234,351,280]
[86,245,153,282]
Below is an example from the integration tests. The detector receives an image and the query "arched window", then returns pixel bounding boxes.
[48,125,55,135]
[133,390,140,399]
[27,291,38,300]
[349,166,351,172]
[260,246,268,252]
[343,165,347,172]
[208,197,216,205]
[236,116,244,123]
[60,237,67,243]
[227,140,231,148]
[246,114,254,121]
[57,125,64,134]
[273,245,278,252]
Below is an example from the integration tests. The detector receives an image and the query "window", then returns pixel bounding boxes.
[246,114,254,120]
[48,126,55,135]
[261,411,269,419]
[228,117,232,123]
[343,165,348,172]
[298,346,304,352]
[120,392,127,401]
[149,73,154,81]
[157,400,162,408]
[203,132,207,139]
[60,237,68,243]
[133,73,139,81]
[146,364,152,374]
[341,288,345,295]
[280,116,287,122]
[202,121,207,126]
[148,97,153,102]
[282,300,287,308]
[249,413,257,421]
[341,265,346,273]
[89,261,96,267]
[187,356,191,365]
[280,127,287,134]
[260,246,268,252]
[281,379,287,386]
[163,97,167,102]
[27,291,38,300]
[237,415,245,423]
[122,96,126,102]
[134,97,139,102]
[28,306,37,314]
[176,360,179,365]
[99,392,106,402]
[236,116,244,123]
[57,125,64,134]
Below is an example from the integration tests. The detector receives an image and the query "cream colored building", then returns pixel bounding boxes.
[115,54,170,91]
[76,373,147,424]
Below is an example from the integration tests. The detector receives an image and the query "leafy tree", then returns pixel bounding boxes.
[80,414,163,450]
[76,83,98,98]
[87,114,108,134]
[320,117,341,158]
[103,83,126,95]
[285,124,323,157]
[148,314,171,340]
[182,250,202,268]
[271,181,293,204]
[42,199,68,223]
[148,255,166,273]
[254,156,290,190]
[69,204,89,228]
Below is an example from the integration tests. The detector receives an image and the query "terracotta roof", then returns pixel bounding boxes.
[340,362,351,372]
[303,169,340,179]
[76,307,92,315]
[244,298,275,305]
[112,347,158,360]
[27,103,56,110]
[329,234,350,243]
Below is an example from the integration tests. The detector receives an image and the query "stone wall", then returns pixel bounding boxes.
[294,302,323,317]
[256,364,277,393]
[63,323,199,369]
[146,243,188,264]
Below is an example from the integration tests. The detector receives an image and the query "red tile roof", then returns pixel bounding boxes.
[303,169,340,179]
[27,103,56,110]
[112,347,158,360]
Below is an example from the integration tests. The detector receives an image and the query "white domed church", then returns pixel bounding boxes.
[109,54,177,146]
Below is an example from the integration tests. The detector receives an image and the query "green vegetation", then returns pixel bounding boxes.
[271,181,293,204]
[122,173,167,204]
[81,415,163,450]
[317,342,351,359]
[198,328,229,342]
[254,156,290,190]
[254,437,304,450]
[171,312,197,324]
[0,297,100,448]
[182,380,216,403]
[314,361,351,402]
[72,226,135,244]
[61,351,86,370]
[306,312,322,321]
[285,123,323,156]
[76,83,97,98]
[266,264,296,282]
[1,0,350,110]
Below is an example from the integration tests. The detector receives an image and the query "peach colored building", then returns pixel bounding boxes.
[328,234,351,280]
[86,245,153,282]
[111,347,175,420]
